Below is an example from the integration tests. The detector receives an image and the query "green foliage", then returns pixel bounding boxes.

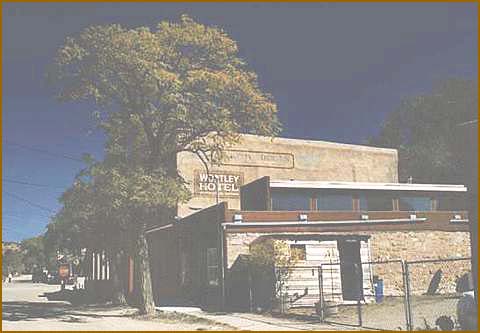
[369,79,477,184]
[49,14,281,171]
[249,239,301,276]
[248,239,302,308]
[3,249,24,276]
[47,14,282,253]
[20,236,47,273]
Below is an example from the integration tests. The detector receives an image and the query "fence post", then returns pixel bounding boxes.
[275,267,285,314]
[317,266,324,322]
[402,260,413,331]
[355,263,362,327]
[357,300,362,327]
[248,265,253,313]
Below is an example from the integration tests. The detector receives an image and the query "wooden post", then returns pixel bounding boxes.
[317,266,324,321]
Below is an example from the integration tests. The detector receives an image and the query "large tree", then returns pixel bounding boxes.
[49,15,280,313]
[369,78,477,185]
[369,78,478,300]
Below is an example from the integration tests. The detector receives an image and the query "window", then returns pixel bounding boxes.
[398,196,432,211]
[316,193,353,211]
[437,193,466,211]
[359,193,393,211]
[290,244,306,261]
[271,190,310,211]
[206,248,219,286]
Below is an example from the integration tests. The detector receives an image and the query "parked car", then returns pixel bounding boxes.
[457,290,477,330]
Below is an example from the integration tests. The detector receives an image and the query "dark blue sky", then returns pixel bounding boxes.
[3,2,477,241]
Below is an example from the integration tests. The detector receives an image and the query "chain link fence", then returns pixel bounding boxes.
[273,257,474,331]
[405,258,473,331]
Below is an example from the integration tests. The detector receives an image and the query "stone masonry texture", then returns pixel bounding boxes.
[177,134,398,217]
[226,230,471,297]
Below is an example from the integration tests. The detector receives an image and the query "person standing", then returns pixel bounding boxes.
[8,273,13,283]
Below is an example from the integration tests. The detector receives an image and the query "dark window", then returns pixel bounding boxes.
[290,244,306,261]
[206,248,219,286]
[271,190,310,211]
[359,193,393,211]
[316,194,353,211]
[359,196,368,211]
[398,196,432,211]
[437,193,466,211]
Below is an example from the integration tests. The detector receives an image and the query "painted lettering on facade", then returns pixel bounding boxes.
[194,170,244,197]
[221,150,294,169]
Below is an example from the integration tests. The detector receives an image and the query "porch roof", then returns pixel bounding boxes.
[269,180,467,192]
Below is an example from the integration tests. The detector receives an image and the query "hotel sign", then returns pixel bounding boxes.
[221,149,294,169]
[194,170,244,197]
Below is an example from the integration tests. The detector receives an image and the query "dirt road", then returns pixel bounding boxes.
[2,275,350,331]
[2,276,230,331]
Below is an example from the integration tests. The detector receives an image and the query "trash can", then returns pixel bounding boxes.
[373,276,384,303]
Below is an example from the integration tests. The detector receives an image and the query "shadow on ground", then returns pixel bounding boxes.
[2,301,72,322]
[2,298,134,323]
[40,289,92,306]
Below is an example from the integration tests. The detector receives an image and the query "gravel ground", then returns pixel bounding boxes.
[287,295,462,330]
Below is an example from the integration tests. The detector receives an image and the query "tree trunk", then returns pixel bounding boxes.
[110,251,127,305]
[135,225,155,315]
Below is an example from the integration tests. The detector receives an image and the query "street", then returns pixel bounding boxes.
[2,275,351,331]
[1,275,232,331]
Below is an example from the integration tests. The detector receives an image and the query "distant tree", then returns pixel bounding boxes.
[3,249,24,277]
[369,78,477,185]
[49,15,280,313]
[20,236,47,273]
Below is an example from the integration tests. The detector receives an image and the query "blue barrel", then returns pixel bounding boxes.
[374,279,384,303]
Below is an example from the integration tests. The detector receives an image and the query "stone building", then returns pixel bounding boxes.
[145,134,471,310]
[176,134,398,217]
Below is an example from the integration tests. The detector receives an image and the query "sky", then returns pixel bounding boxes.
[2,2,478,241]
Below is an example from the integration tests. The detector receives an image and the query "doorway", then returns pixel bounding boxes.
[338,239,363,301]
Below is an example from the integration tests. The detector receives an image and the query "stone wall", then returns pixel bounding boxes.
[369,231,471,262]
[178,134,398,217]
[225,230,472,298]
[369,231,471,295]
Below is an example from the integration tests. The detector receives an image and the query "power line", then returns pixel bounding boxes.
[3,214,24,221]
[4,140,84,162]
[3,211,23,217]
[3,212,50,221]
[4,191,56,214]
[3,178,66,190]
